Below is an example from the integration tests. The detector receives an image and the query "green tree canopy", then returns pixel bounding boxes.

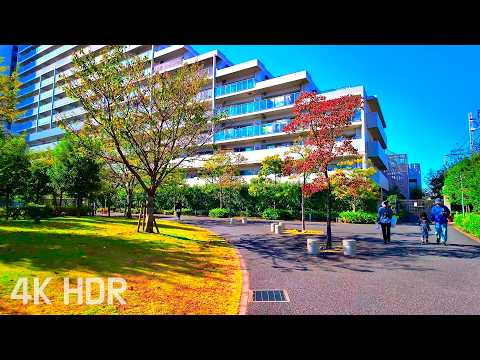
[443,154,480,211]
[0,134,30,217]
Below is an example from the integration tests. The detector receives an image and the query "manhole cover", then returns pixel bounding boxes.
[251,289,290,302]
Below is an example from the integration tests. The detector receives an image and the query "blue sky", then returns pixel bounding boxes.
[2,45,479,186]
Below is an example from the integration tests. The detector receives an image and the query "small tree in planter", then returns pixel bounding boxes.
[331,159,379,212]
[283,92,362,248]
[199,151,245,210]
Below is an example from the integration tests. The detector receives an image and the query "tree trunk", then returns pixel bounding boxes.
[59,191,63,208]
[144,192,156,233]
[219,189,224,209]
[125,186,133,219]
[301,191,305,232]
[301,173,306,232]
[352,202,356,212]
[325,171,332,249]
[5,191,10,220]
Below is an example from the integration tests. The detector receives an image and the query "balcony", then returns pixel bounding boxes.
[367,141,388,170]
[153,57,184,73]
[366,112,387,149]
[215,78,255,97]
[214,119,290,142]
[19,45,77,77]
[372,171,390,191]
[216,91,300,119]
[17,45,54,64]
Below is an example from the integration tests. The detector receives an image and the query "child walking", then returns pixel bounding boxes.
[418,212,431,244]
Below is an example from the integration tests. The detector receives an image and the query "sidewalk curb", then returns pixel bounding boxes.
[453,225,480,244]
[235,248,250,315]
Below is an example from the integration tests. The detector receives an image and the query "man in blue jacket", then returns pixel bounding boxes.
[430,198,451,246]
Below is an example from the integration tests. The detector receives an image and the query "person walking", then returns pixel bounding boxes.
[430,198,451,246]
[377,200,393,244]
[418,212,432,245]
[175,201,183,220]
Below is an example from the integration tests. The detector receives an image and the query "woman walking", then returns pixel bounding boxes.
[377,200,393,244]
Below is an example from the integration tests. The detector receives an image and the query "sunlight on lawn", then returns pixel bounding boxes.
[0,217,242,315]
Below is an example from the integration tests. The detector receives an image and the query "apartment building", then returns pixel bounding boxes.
[10,45,390,191]
[408,163,422,193]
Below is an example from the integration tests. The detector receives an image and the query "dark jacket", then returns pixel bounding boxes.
[175,203,183,211]
[377,206,393,224]
[430,204,450,224]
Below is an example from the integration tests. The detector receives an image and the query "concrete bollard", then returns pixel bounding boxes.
[274,224,283,234]
[278,222,285,230]
[342,239,357,256]
[307,238,320,255]
[241,217,248,224]
[270,223,277,233]
[229,218,234,224]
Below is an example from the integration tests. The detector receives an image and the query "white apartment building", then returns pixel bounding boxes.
[10,45,390,191]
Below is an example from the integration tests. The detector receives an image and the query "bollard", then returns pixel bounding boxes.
[270,223,276,233]
[274,224,283,234]
[229,217,234,224]
[342,239,357,256]
[307,238,320,255]
[241,217,248,224]
[278,222,285,230]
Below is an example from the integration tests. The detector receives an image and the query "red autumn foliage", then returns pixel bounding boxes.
[283,92,363,197]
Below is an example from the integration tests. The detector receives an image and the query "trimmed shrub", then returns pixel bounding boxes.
[54,206,91,216]
[208,208,232,218]
[308,210,340,221]
[262,208,280,220]
[25,203,54,219]
[162,209,175,215]
[262,208,296,220]
[339,211,377,224]
[0,208,5,218]
[454,213,480,238]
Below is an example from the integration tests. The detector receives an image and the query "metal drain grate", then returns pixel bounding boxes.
[251,289,289,302]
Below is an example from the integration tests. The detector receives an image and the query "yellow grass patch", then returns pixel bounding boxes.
[0,217,242,315]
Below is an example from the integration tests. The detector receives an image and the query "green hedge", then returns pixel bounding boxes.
[339,211,377,224]
[208,208,232,218]
[454,213,480,239]
[262,208,280,220]
[25,203,55,218]
[55,206,91,216]
[261,208,297,220]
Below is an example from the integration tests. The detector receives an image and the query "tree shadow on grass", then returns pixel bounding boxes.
[0,218,100,232]
[0,227,224,281]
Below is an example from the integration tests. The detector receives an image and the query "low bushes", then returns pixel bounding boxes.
[454,213,480,238]
[25,203,55,218]
[261,208,296,220]
[262,208,280,220]
[208,208,232,218]
[339,211,377,224]
[54,206,91,216]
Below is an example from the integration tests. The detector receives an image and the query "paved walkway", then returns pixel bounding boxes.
[163,216,480,315]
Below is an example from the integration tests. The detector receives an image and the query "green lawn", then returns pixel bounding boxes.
[0,216,242,315]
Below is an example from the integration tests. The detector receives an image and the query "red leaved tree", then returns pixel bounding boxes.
[283,92,362,248]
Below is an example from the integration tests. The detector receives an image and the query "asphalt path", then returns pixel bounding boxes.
[165,216,480,315]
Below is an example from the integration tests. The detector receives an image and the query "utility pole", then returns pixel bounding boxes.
[469,111,479,157]
[459,172,465,216]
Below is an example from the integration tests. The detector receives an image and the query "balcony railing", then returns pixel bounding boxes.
[214,119,291,142]
[153,57,184,73]
[216,91,300,117]
[215,78,255,97]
